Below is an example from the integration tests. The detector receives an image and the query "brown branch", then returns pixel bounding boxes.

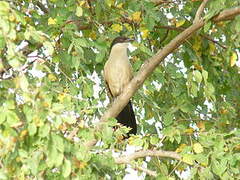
[201,34,227,49]
[194,0,210,23]
[212,6,240,22]
[89,7,240,147]
[152,0,175,6]
[101,24,203,122]
[157,25,226,49]
[36,1,49,14]
[115,149,181,164]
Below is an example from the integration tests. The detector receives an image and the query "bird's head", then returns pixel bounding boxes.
[110,36,135,51]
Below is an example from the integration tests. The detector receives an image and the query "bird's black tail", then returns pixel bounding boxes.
[116,101,137,135]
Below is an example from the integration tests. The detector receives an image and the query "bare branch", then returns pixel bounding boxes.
[194,0,210,23]
[115,149,181,164]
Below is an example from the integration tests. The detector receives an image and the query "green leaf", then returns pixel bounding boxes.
[150,136,159,145]
[0,1,10,14]
[204,22,212,33]
[28,123,37,136]
[212,160,227,176]
[202,70,208,82]
[0,36,6,49]
[47,140,58,168]
[62,159,71,178]
[96,50,106,63]
[43,41,54,55]
[19,74,29,92]
[38,124,50,137]
[0,110,6,124]
[182,154,194,165]
[55,152,64,167]
[191,82,198,97]
[163,113,173,126]
[139,44,154,56]
[52,134,64,152]
[6,110,20,127]
[130,137,144,147]
[193,70,202,83]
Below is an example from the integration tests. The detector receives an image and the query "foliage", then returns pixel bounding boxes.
[0,0,240,179]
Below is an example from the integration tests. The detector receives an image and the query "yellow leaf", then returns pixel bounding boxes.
[79,1,85,6]
[176,19,185,27]
[79,162,87,169]
[193,143,203,154]
[209,42,215,54]
[106,0,115,7]
[58,93,65,102]
[89,31,97,40]
[182,154,194,165]
[117,3,123,8]
[76,6,83,17]
[48,17,57,25]
[192,36,202,52]
[176,144,187,153]
[48,73,57,81]
[230,52,238,67]
[184,128,194,135]
[141,28,149,39]
[111,24,122,32]
[124,23,132,31]
[132,11,141,22]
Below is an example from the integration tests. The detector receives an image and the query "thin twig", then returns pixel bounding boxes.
[201,34,227,49]
[135,165,157,177]
[36,1,49,14]
[67,127,79,140]
[169,160,182,176]
[194,0,210,23]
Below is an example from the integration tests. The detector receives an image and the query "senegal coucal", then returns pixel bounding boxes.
[104,37,137,135]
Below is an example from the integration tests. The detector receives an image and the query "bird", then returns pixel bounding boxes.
[103,36,137,136]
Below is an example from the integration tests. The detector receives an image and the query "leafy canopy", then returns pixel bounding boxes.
[0,0,240,179]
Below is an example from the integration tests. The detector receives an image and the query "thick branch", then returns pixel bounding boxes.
[115,149,181,164]
[157,25,226,49]
[100,7,240,123]
[194,0,209,23]
[213,6,240,22]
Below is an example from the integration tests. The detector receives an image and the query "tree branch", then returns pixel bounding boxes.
[36,1,49,14]
[100,7,240,124]
[135,166,157,177]
[114,149,181,164]
[157,25,227,49]
[201,34,227,49]
[193,0,209,23]
[212,6,240,22]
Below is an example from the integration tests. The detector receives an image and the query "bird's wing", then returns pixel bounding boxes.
[103,62,114,101]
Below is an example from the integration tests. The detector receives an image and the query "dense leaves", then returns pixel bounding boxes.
[0,0,240,179]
